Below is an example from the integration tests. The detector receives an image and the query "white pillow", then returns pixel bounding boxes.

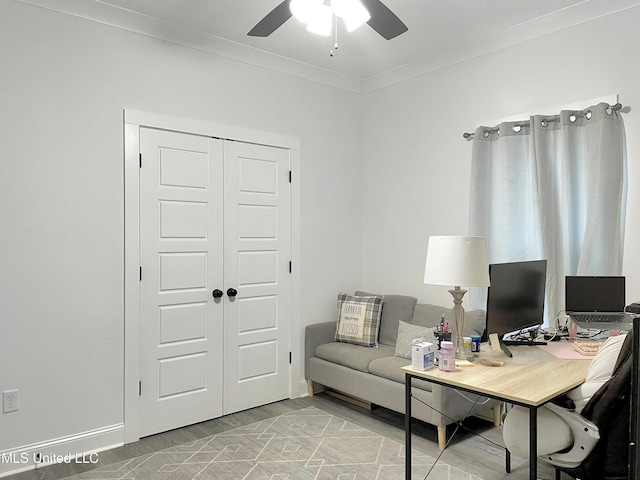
[394,320,435,359]
[566,334,626,413]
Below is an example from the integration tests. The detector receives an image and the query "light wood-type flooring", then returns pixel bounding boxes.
[4,393,566,480]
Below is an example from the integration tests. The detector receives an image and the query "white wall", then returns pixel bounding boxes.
[3,0,640,472]
[0,0,362,463]
[361,7,640,310]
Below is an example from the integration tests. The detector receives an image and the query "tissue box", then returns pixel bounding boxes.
[411,340,435,371]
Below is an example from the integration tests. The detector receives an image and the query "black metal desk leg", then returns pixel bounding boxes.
[529,406,538,480]
[405,373,412,480]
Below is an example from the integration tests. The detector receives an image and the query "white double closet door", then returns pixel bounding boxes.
[138,128,290,437]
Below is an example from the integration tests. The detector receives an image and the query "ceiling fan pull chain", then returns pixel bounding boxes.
[330,14,338,57]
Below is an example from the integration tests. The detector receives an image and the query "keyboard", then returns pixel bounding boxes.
[573,340,601,356]
[570,312,632,327]
[570,312,631,323]
[502,339,547,346]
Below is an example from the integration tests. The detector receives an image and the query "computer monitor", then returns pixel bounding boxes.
[483,260,548,355]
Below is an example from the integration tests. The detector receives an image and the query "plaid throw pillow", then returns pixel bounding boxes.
[334,293,383,347]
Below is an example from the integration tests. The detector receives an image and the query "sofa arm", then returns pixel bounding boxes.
[305,321,335,378]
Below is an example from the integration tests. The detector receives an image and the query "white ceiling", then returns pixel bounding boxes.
[18,0,640,92]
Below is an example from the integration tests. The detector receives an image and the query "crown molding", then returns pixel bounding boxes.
[362,0,640,93]
[16,0,640,95]
[16,0,363,93]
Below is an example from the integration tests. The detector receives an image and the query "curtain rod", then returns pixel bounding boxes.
[462,102,624,139]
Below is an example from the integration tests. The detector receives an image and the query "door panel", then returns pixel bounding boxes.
[159,201,208,238]
[159,302,207,343]
[139,128,224,437]
[238,296,277,331]
[223,141,291,414]
[158,353,206,398]
[237,341,277,380]
[237,205,277,238]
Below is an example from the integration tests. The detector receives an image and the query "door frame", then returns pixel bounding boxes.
[123,109,301,443]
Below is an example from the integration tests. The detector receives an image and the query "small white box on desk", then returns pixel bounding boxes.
[411,340,435,371]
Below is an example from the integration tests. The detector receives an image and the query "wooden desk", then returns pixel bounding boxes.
[403,345,592,480]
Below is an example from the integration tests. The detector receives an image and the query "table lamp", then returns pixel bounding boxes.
[424,236,490,359]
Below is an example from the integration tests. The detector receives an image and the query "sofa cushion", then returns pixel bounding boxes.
[334,293,383,347]
[368,355,433,392]
[355,291,418,346]
[394,320,436,359]
[315,342,395,373]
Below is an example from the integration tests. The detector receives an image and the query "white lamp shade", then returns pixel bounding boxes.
[424,236,490,287]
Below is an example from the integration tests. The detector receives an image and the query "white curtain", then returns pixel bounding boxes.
[469,102,627,323]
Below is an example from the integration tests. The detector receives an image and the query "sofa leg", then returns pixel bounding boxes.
[493,404,502,426]
[307,379,314,397]
[437,426,447,450]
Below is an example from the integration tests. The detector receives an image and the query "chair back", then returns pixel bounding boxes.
[563,332,632,480]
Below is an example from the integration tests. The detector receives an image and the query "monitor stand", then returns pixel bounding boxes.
[489,333,514,358]
[499,341,513,358]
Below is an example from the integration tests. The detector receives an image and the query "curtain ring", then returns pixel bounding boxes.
[541,120,549,127]
[512,125,522,133]
[586,110,592,120]
[606,106,613,115]
[569,114,577,123]
[482,130,490,138]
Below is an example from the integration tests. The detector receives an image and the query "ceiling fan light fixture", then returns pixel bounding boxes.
[305,4,333,36]
[290,0,323,25]
[331,0,370,32]
[249,0,407,40]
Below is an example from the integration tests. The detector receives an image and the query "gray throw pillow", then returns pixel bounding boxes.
[394,320,435,359]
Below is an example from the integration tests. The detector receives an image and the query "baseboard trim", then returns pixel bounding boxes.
[0,423,124,478]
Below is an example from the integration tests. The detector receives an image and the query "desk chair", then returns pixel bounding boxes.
[547,333,632,480]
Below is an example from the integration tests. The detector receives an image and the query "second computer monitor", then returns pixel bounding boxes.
[483,259,548,341]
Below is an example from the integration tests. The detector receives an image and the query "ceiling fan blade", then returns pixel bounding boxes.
[360,0,408,40]
[248,1,293,37]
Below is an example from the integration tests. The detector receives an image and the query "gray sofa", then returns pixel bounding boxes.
[305,292,499,450]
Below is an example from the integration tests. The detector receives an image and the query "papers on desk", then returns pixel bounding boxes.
[455,359,475,368]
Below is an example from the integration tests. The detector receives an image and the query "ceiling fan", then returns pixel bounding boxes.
[248,0,408,40]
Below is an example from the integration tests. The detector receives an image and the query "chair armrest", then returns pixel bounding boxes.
[544,402,600,469]
[305,321,335,378]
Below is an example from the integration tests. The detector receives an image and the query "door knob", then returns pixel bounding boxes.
[212,289,223,299]
[227,288,238,297]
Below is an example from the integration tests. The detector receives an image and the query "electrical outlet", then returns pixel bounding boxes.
[3,390,19,413]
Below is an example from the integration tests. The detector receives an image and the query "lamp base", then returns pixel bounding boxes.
[448,286,468,360]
